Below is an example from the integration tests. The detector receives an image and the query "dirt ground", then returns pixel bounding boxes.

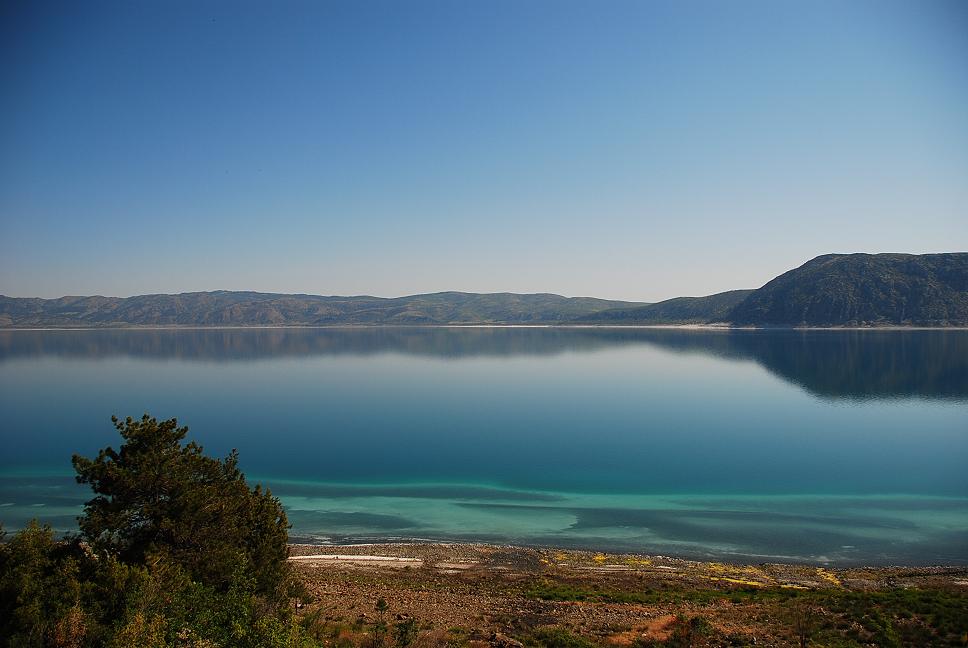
[289,543,968,647]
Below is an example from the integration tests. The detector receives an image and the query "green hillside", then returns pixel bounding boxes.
[727,253,968,327]
[0,291,644,327]
[576,290,753,325]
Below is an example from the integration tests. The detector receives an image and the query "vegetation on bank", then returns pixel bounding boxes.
[0,414,311,647]
[525,580,968,646]
[275,579,968,648]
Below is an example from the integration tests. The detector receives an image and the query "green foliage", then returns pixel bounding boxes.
[370,598,391,648]
[0,524,316,647]
[0,520,86,646]
[393,617,417,648]
[525,580,734,605]
[814,588,967,647]
[527,580,968,647]
[0,413,310,648]
[525,627,597,648]
[72,414,291,601]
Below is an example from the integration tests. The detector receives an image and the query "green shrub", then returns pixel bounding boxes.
[0,413,312,648]
[527,627,597,648]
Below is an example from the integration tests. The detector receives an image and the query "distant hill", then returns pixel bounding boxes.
[728,253,968,327]
[0,291,645,328]
[2,253,966,328]
[576,290,754,325]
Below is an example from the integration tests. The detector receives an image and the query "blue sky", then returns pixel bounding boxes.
[1,0,966,301]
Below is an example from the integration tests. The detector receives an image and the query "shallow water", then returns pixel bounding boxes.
[1,328,966,565]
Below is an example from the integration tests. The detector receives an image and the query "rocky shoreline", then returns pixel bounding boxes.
[289,542,968,646]
[289,542,967,588]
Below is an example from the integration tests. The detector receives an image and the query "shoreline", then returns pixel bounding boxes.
[287,541,968,577]
[5,324,968,331]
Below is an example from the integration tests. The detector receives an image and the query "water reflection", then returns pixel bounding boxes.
[2,328,966,400]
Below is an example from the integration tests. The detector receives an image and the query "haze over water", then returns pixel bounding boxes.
[1,328,965,566]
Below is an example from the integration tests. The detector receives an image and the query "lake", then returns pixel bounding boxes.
[1,328,966,565]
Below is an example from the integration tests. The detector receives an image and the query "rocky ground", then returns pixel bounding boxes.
[289,543,968,647]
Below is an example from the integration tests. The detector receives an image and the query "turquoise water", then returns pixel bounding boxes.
[1,328,966,565]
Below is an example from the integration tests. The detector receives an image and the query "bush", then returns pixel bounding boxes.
[527,627,597,648]
[0,413,310,647]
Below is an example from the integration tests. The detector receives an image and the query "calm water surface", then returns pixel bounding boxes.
[1,328,966,565]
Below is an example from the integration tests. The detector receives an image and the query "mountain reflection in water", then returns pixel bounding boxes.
[2,327,966,400]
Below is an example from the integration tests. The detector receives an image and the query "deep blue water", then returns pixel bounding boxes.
[1,328,966,565]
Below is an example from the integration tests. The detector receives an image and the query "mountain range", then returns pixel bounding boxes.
[2,253,966,328]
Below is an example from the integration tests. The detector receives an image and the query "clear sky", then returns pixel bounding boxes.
[1,0,966,301]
